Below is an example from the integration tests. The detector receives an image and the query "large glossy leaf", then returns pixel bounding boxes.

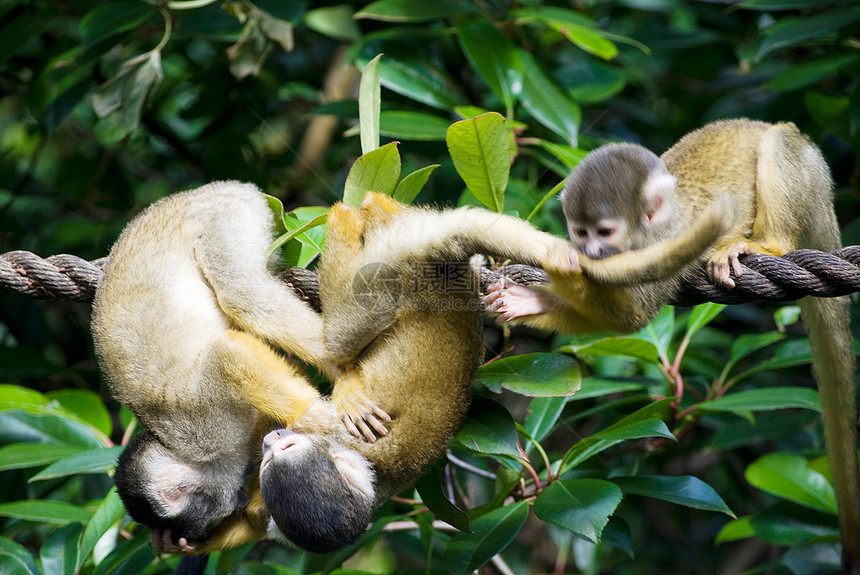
[77,488,126,571]
[746,453,837,514]
[342,141,401,209]
[513,7,617,60]
[475,352,581,397]
[0,443,86,471]
[304,5,360,42]
[757,9,860,60]
[358,53,382,154]
[80,1,154,48]
[0,411,108,449]
[356,0,476,22]
[361,55,464,110]
[732,338,812,382]
[446,112,510,212]
[40,523,82,575]
[454,397,520,459]
[534,479,623,543]
[393,165,439,204]
[94,528,156,575]
[574,377,647,400]
[523,396,568,442]
[30,446,123,481]
[0,500,91,525]
[517,49,580,147]
[379,111,450,141]
[696,387,821,423]
[416,463,470,532]
[445,501,529,573]
[685,303,725,340]
[559,336,660,363]
[766,55,860,92]
[613,475,734,516]
[0,536,38,575]
[0,9,59,64]
[456,19,521,114]
[46,389,112,437]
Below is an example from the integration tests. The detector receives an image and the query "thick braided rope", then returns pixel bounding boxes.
[3,247,860,306]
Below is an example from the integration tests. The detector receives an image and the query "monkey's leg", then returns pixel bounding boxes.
[206,330,337,432]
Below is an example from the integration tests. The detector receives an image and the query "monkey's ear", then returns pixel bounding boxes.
[642,173,677,226]
[332,449,375,499]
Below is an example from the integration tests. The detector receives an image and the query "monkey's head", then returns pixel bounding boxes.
[113,432,249,542]
[259,429,376,553]
[561,142,677,259]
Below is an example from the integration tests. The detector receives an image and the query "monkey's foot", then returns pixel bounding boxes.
[485,282,547,321]
[542,244,580,276]
[151,529,197,554]
[708,240,752,288]
[332,372,391,442]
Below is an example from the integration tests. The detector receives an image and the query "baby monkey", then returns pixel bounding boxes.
[488,119,860,573]
[92,182,343,545]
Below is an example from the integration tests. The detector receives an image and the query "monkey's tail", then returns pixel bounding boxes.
[582,195,736,286]
[801,295,860,574]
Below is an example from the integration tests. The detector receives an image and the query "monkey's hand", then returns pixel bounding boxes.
[331,371,391,442]
[485,282,548,321]
[541,244,580,277]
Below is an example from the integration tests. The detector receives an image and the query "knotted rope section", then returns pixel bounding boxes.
[3,247,860,307]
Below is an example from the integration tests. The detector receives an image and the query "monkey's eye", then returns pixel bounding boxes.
[573,228,588,238]
[597,227,615,237]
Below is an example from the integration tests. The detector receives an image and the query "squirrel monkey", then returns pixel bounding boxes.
[488,118,860,572]
[179,193,485,553]
[91,182,342,545]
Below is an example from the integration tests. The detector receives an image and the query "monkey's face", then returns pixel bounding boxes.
[260,429,376,553]
[567,219,628,259]
[113,432,247,543]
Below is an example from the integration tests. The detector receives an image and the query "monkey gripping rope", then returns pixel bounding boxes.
[3,247,860,307]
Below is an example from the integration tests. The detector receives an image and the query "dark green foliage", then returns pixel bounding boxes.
[2,0,860,573]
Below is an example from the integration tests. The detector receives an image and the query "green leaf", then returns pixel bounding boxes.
[40,523,82,575]
[359,54,382,155]
[805,91,850,129]
[757,9,860,61]
[0,536,38,575]
[342,141,401,209]
[80,1,154,48]
[380,111,450,141]
[456,19,521,114]
[564,61,627,104]
[534,479,623,543]
[765,54,860,92]
[726,332,785,373]
[77,488,126,571]
[0,9,59,64]
[447,112,511,212]
[523,396,568,442]
[513,7,618,60]
[416,463,470,532]
[454,397,520,460]
[560,336,660,363]
[732,338,812,382]
[394,164,439,204]
[0,384,50,409]
[740,0,841,8]
[529,140,587,169]
[304,5,360,42]
[0,500,91,525]
[517,49,580,147]
[746,453,838,514]
[574,377,647,400]
[476,353,581,397]
[94,527,156,575]
[696,387,821,424]
[356,0,476,22]
[612,475,734,516]
[362,55,464,110]
[445,501,529,573]
[685,302,725,339]
[30,446,123,481]
[0,443,87,471]
[47,389,113,437]
[716,516,755,544]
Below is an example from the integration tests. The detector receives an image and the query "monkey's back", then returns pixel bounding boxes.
[353,268,483,502]
[91,182,275,457]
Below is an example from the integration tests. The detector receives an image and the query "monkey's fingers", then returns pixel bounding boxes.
[354,417,378,443]
[341,414,364,439]
[365,412,389,437]
[493,284,547,320]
